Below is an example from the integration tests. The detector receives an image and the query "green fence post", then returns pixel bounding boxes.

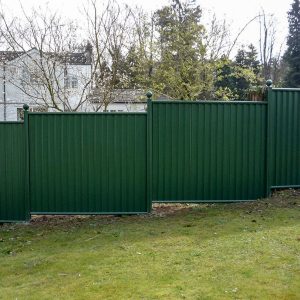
[23,104,30,221]
[147,91,153,212]
[266,79,273,198]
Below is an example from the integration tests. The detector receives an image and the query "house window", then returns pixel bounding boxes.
[29,73,42,85]
[65,76,78,89]
[9,66,19,76]
[21,67,29,81]
[20,67,42,85]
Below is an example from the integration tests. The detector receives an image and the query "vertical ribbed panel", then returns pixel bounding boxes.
[29,113,147,213]
[269,89,300,188]
[0,123,26,221]
[152,102,267,201]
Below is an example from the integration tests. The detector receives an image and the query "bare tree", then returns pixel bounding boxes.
[203,13,231,60]
[131,8,156,83]
[0,4,92,111]
[226,15,261,58]
[84,0,135,111]
[258,9,277,80]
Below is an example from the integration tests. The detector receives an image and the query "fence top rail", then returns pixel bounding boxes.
[153,100,268,105]
[0,121,23,124]
[272,88,300,91]
[28,112,147,115]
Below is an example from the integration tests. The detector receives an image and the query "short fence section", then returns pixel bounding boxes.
[0,87,300,222]
[29,113,148,214]
[0,122,27,221]
[151,101,267,201]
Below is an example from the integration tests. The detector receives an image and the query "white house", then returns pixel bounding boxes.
[0,46,92,121]
[0,46,167,120]
[88,88,147,112]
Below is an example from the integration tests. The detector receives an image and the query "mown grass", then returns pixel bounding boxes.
[0,190,299,300]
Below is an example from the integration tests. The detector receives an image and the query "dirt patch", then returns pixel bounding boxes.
[229,189,300,212]
[30,214,120,228]
[270,189,300,206]
[151,203,200,216]
[152,189,300,216]
[25,189,300,225]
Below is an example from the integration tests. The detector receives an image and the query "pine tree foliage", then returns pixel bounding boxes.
[284,0,300,87]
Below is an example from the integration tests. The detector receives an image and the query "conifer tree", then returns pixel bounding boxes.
[284,0,300,87]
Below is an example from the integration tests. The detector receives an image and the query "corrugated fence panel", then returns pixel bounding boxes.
[269,89,300,188]
[0,122,27,221]
[152,101,267,201]
[29,113,148,214]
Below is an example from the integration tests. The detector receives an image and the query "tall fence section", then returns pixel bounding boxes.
[151,101,267,202]
[1,86,300,221]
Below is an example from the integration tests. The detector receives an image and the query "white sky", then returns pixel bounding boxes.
[1,0,292,56]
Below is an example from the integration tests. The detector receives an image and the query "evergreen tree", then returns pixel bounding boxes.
[153,0,208,99]
[284,0,300,87]
[214,45,262,99]
[234,44,262,95]
[235,44,260,75]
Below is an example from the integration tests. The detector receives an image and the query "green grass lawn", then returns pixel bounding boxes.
[0,191,299,300]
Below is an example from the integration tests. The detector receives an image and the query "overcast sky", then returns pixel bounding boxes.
[2,0,292,56]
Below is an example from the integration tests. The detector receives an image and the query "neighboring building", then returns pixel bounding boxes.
[87,88,147,112]
[87,88,173,112]
[0,46,172,120]
[0,46,92,121]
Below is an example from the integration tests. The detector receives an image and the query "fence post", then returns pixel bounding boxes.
[266,79,273,198]
[23,104,30,221]
[147,91,153,212]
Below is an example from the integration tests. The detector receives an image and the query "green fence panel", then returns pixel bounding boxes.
[268,88,300,189]
[0,122,28,221]
[2,88,300,221]
[29,113,148,214]
[152,101,268,202]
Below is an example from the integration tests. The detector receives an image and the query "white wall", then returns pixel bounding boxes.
[105,103,146,112]
[86,102,146,113]
[0,103,23,121]
[64,64,92,110]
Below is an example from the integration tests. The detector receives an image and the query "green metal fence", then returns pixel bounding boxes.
[28,113,148,214]
[151,101,267,202]
[0,85,300,222]
[268,88,300,189]
[0,122,28,222]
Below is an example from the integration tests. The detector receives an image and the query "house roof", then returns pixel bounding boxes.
[65,53,91,65]
[0,49,91,65]
[0,51,24,62]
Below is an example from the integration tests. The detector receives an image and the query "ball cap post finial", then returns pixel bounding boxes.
[23,104,29,111]
[146,91,153,99]
[266,79,273,87]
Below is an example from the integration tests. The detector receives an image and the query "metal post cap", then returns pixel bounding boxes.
[23,104,29,111]
[266,79,273,87]
[146,91,153,99]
